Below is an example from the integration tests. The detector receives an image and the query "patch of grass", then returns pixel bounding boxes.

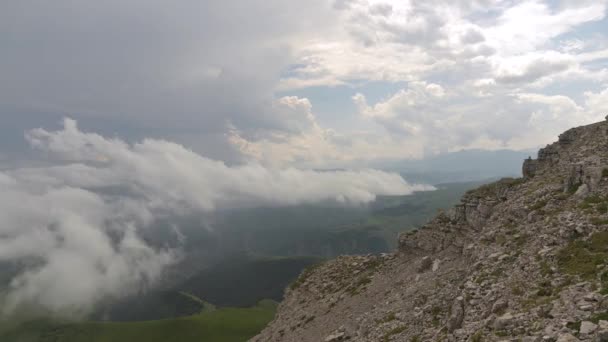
[347,276,372,296]
[567,183,582,194]
[590,311,608,323]
[603,168,608,178]
[591,217,608,226]
[494,330,508,337]
[530,200,548,211]
[381,325,407,342]
[522,295,553,310]
[495,234,507,246]
[566,321,581,331]
[598,203,608,214]
[540,260,553,276]
[584,195,605,204]
[376,312,397,324]
[557,232,608,279]
[511,283,524,296]
[471,330,483,342]
[600,272,608,295]
[589,232,608,251]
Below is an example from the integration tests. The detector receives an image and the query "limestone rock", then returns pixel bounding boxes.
[556,333,579,342]
[253,119,608,342]
[579,321,597,335]
[447,296,465,332]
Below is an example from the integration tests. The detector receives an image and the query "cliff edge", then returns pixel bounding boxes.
[253,117,608,342]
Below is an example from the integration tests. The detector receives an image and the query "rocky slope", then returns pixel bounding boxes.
[253,118,608,342]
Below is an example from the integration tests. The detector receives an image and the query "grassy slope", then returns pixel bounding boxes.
[0,301,276,342]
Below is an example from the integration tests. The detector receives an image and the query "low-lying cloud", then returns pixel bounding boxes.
[0,119,433,316]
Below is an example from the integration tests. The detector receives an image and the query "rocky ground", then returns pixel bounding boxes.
[252,118,608,342]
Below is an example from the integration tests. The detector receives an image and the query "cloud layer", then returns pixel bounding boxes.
[2,0,607,168]
[0,119,430,316]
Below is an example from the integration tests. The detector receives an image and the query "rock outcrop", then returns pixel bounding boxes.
[253,118,608,342]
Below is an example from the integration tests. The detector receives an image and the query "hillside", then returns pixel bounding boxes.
[254,118,608,341]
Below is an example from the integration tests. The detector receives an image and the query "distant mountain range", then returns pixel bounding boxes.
[376,149,535,184]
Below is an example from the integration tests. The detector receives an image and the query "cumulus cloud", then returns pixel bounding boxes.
[0,119,431,315]
[351,81,606,154]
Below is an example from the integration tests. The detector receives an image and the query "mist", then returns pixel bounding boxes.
[0,119,433,316]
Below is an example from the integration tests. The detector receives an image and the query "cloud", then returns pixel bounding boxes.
[493,53,575,84]
[0,119,431,315]
[351,81,607,154]
[1,0,607,169]
[0,0,334,161]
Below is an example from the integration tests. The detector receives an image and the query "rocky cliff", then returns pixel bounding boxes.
[253,117,608,342]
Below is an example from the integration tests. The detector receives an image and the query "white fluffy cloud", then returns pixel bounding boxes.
[267,0,608,164]
[350,82,606,154]
[0,119,431,315]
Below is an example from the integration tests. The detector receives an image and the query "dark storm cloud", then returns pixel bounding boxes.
[0,0,332,159]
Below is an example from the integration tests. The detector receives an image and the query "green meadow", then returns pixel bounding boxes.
[0,300,276,342]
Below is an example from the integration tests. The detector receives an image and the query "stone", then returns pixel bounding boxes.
[579,321,597,335]
[447,296,465,332]
[555,333,579,342]
[579,304,594,311]
[523,157,538,178]
[493,312,514,330]
[417,256,433,273]
[432,259,441,272]
[492,299,508,314]
[598,329,608,342]
[324,331,345,341]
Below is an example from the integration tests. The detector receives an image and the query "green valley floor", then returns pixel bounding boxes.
[0,300,276,342]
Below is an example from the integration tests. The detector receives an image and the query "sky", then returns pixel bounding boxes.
[1,0,607,168]
[1,0,608,315]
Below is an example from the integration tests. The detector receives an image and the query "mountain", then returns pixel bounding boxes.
[379,149,535,184]
[254,118,608,341]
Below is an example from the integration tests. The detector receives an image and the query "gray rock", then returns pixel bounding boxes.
[556,333,579,342]
[598,329,608,342]
[492,299,508,314]
[417,256,433,273]
[493,312,514,330]
[579,321,597,335]
[447,296,465,332]
[324,331,345,341]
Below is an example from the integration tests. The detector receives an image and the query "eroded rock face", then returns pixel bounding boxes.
[523,157,538,179]
[253,119,608,342]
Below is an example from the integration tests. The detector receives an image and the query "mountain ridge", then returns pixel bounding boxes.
[253,117,608,342]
